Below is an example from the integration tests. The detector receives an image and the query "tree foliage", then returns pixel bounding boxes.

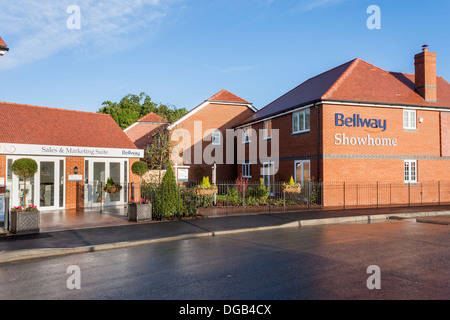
[98,92,187,129]
[12,158,38,207]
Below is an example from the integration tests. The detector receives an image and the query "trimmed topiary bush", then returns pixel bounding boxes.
[12,158,38,207]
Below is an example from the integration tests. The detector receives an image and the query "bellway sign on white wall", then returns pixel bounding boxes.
[0,143,144,158]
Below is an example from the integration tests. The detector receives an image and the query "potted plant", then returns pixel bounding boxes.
[10,205,40,234]
[10,158,40,234]
[128,198,152,222]
[282,176,302,193]
[194,176,218,195]
[103,177,122,194]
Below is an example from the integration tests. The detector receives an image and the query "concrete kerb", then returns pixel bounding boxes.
[1,211,449,264]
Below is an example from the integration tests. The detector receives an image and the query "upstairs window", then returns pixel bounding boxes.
[403,110,416,130]
[293,109,310,134]
[212,130,221,146]
[263,120,272,140]
[242,127,252,144]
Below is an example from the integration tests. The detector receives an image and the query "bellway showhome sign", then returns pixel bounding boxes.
[334,113,398,147]
[0,143,144,158]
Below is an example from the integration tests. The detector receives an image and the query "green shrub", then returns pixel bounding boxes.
[153,166,184,218]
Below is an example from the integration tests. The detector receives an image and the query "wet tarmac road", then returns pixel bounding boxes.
[0,219,448,300]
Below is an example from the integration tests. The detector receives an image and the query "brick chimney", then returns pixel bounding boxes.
[414,45,437,102]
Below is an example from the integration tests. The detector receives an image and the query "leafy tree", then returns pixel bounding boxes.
[144,129,172,183]
[98,92,187,129]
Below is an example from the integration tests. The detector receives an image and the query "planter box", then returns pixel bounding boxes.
[282,185,302,193]
[128,204,152,222]
[194,187,218,196]
[10,211,40,235]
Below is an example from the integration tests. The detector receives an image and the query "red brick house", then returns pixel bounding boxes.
[235,45,450,206]
[167,89,256,182]
[124,112,168,150]
[0,102,143,211]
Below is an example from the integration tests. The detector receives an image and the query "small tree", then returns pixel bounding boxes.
[153,165,182,218]
[131,161,148,185]
[144,129,172,184]
[12,158,38,208]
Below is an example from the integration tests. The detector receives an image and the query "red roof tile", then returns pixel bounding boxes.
[0,102,138,149]
[208,89,249,103]
[137,112,167,123]
[240,57,450,125]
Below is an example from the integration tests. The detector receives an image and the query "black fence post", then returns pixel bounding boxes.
[226,184,229,216]
[160,185,164,221]
[408,182,411,207]
[100,182,103,213]
[376,181,379,208]
[178,186,181,220]
[343,182,346,209]
[438,181,441,206]
[131,182,135,201]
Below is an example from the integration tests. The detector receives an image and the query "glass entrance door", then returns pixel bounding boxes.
[40,162,55,208]
[85,159,126,207]
[9,157,64,210]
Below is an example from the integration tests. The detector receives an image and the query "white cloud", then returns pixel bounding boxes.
[0,0,181,70]
[297,0,348,13]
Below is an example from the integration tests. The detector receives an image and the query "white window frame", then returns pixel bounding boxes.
[404,160,417,183]
[294,160,311,187]
[212,130,221,146]
[403,109,417,130]
[292,109,310,134]
[242,126,252,144]
[242,162,251,178]
[263,120,272,140]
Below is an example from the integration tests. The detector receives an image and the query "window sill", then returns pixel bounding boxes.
[403,128,417,132]
[291,130,310,137]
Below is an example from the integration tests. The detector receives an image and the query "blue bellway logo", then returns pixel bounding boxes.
[335,113,387,133]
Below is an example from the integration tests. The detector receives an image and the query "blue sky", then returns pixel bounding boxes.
[1,0,450,113]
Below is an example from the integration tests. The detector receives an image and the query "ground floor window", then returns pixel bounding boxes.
[242,162,251,178]
[295,160,310,187]
[404,160,417,183]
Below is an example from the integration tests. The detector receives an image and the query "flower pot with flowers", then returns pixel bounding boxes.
[128,198,152,222]
[103,177,122,194]
[10,205,40,234]
[10,158,40,234]
[282,176,302,193]
[194,176,218,196]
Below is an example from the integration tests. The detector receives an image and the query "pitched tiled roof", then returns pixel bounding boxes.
[0,102,138,149]
[239,58,450,125]
[137,112,168,123]
[208,89,249,103]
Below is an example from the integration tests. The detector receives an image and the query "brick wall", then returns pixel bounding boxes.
[170,102,255,182]
[441,112,450,156]
[65,157,84,210]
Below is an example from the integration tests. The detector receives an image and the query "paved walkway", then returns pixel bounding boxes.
[0,205,449,263]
